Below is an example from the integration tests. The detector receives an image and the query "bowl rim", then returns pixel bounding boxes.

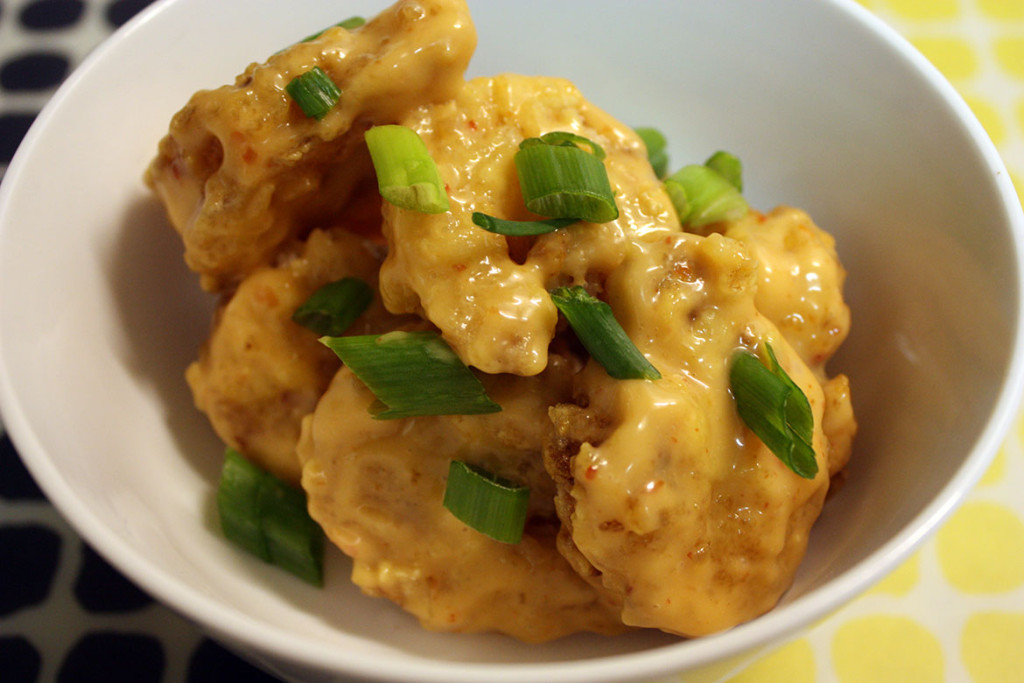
[2,0,1023,681]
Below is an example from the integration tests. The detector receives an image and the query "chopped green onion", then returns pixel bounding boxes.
[259,476,325,586]
[515,134,618,223]
[365,125,450,214]
[285,66,342,121]
[301,16,366,42]
[443,460,530,544]
[664,163,749,228]
[218,448,268,560]
[634,127,669,178]
[471,212,576,236]
[704,150,743,191]
[292,277,373,337]
[549,286,660,380]
[336,16,366,30]
[520,131,606,159]
[217,448,325,585]
[321,331,501,419]
[730,343,817,479]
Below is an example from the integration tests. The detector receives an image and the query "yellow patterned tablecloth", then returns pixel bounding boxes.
[703,1,1024,681]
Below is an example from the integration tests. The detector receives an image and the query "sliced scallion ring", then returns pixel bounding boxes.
[365,125,450,214]
[664,163,748,228]
[704,150,743,191]
[515,141,618,223]
[335,16,366,30]
[471,212,576,236]
[519,131,607,159]
[217,448,269,562]
[634,126,669,178]
[217,448,325,585]
[443,460,530,544]
[321,331,501,419]
[292,277,373,337]
[729,343,817,479]
[285,66,342,121]
[301,16,366,42]
[549,286,660,380]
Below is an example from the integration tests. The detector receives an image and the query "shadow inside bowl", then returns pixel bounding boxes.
[103,194,220,483]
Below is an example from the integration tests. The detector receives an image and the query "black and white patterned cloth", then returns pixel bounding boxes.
[0,2,284,680]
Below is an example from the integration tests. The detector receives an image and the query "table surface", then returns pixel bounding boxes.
[1,1,1023,681]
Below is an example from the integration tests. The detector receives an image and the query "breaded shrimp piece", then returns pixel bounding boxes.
[187,228,394,486]
[378,74,679,377]
[298,355,627,642]
[545,231,849,636]
[146,0,476,291]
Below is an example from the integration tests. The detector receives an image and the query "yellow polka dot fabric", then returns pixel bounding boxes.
[670,2,1024,681]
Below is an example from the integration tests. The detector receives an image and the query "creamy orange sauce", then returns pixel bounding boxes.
[186,228,397,486]
[150,0,855,642]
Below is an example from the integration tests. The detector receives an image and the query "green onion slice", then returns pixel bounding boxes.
[335,16,366,30]
[321,331,501,419]
[285,66,342,121]
[634,126,669,178]
[549,286,661,380]
[292,277,373,337]
[443,460,530,544]
[515,134,618,223]
[729,343,817,479]
[301,16,366,42]
[520,131,607,159]
[471,212,576,236]
[218,448,268,561]
[217,448,325,585]
[365,125,450,214]
[704,150,743,191]
[664,163,749,228]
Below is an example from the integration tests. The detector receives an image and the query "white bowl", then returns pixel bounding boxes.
[2,0,1022,681]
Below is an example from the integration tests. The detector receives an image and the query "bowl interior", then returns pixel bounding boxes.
[1,0,1021,681]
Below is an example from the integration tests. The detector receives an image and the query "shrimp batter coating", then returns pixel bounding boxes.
[544,229,852,636]
[297,356,627,642]
[146,0,475,292]
[378,74,679,376]
[187,228,395,486]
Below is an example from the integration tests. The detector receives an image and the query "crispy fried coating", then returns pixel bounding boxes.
[378,74,679,376]
[297,355,626,642]
[146,0,476,291]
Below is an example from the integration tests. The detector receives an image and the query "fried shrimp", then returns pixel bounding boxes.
[146,0,475,292]
[378,74,679,376]
[187,228,394,486]
[543,231,846,636]
[297,356,626,642]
